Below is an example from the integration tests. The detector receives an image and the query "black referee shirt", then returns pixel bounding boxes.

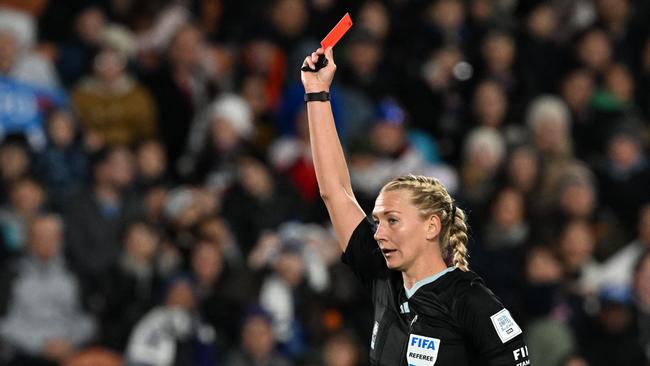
[342,218,531,366]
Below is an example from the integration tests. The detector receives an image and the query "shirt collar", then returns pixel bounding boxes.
[404,266,456,299]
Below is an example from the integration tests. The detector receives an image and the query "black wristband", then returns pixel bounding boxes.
[304,91,330,102]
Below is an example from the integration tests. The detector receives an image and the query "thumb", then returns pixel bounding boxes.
[324,46,335,64]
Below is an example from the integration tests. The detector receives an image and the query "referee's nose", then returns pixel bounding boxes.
[373,222,386,243]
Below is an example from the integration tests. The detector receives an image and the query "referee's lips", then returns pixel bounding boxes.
[380,248,398,256]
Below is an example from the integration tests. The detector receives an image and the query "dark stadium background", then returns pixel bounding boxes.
[0,0,649,365]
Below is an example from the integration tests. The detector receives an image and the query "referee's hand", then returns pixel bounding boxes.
[301,47,336,93]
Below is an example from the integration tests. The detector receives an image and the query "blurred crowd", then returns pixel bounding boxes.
[0,0,649,365]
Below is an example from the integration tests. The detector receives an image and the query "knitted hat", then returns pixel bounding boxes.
[210,94,254,139]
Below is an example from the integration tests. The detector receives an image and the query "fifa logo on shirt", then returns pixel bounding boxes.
[411,336,437,350]
[406,334,440,366]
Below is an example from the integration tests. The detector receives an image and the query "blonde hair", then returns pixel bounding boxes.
[381,174,469,271]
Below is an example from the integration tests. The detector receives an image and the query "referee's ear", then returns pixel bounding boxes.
[425,214,441,240]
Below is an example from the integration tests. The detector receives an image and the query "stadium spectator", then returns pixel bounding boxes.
[0,213,96,366]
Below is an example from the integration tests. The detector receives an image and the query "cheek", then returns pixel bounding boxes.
[395,226,420,253]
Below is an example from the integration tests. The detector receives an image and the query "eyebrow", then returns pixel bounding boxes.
[372,210,401,219]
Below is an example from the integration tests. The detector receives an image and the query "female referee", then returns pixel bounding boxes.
[301,47,530,366]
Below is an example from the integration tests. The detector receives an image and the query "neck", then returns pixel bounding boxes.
[402,248,448,289]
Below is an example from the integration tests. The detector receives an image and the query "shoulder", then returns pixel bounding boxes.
[446,270,505,318]
[448,271,527,346]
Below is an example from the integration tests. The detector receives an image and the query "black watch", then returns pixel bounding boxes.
[304,91,330,102]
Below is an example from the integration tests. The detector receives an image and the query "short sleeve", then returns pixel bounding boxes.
[341,217,388,289]
[455,282,530,366]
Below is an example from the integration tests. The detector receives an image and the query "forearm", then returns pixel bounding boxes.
[306,99,354,199]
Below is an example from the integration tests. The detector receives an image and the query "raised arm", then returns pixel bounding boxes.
[301,47,366,252]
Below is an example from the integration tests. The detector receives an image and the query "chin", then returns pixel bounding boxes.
[384,258,404,271]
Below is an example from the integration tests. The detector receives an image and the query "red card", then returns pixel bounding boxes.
[320,13,353,49]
